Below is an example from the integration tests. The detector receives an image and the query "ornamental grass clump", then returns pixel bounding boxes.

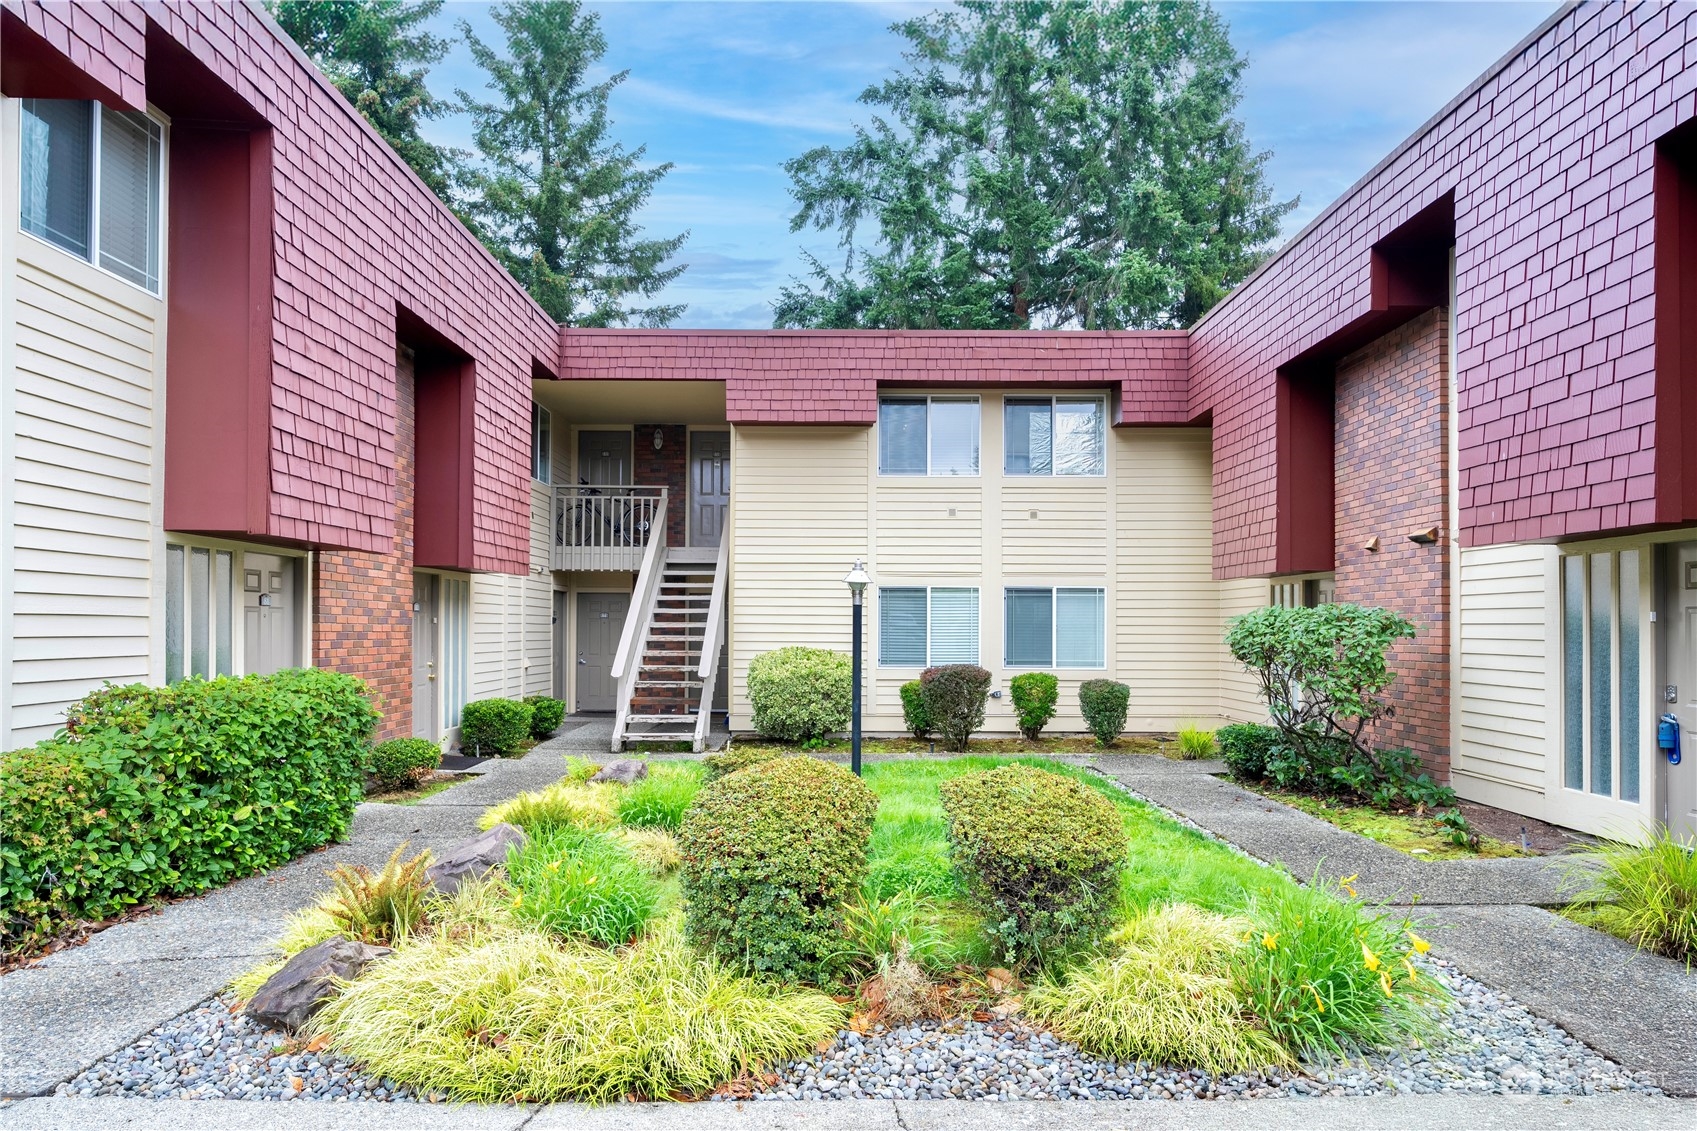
[1024,904,1289,1074]
[1567,831,1697,965]
[939,765,1125,965]
[1231,878,1446,1059]
[616,762,703,831]
[680,756,878,983]
[746,647,852,742]
[610,827,683,876]
[479,780,618,834]
[1175,724,1217,760]
[505,826,659,947]
[311,919,846,1103]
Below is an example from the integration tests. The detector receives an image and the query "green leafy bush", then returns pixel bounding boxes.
[1009,673,1059,741]
[368,738,442,791]
[323,844,434,946]
[920,664,991,752]
[1175,724,1217,760]
[1217,723,1282,780]
[899,680,934,740]
[746,647,852,742]
[1231,878,1446,1058]
[506,827,660,947]
[525,695,567,738]
[679,756,878,983]
[313,920,845,1103]
[702,746,784,781]
[1078,679,1130,747]
[1025,904,1288,1073]
[479,780,618,834]
[459,698,534,757]
[616,762,703,832]
[1566,831,1697,964]
[1,670,377,952]
[939,765,1125,964]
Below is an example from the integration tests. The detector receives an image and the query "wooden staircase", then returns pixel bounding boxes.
[611,536,727,752]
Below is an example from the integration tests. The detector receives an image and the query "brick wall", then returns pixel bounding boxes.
[313,349,416,740]
[633,425,689,546]
[1332,310,1451,774]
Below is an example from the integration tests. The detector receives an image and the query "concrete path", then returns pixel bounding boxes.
[1094,754,1697,1096]
[0,732,594,1098]
[2,1094,1693,1131]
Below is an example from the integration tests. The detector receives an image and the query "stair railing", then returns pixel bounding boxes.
[610,491,669,752]
[692,532,731,752]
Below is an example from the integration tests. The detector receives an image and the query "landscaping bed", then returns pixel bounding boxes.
[1238,784,1530,860]
[728,734,1169,756]
[57,753,1665,1105]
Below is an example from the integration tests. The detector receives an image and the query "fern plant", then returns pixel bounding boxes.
[323,844,434,946]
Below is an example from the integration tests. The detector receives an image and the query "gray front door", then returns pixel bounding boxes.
[1661,542,1697,839]
[243,553,299,675]
[575,591,630,712]
[690,430,730,547]
[577,430,632,486]
[412,573,439,740]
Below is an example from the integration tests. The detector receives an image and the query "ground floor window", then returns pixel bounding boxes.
[1004,587,1105,668]
[879,586,979,666]
[1561,549,1643,802]
[440,576,470,728]
[1271,573,1335,608]
[165,544,234,682]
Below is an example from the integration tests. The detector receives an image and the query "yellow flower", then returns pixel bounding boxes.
[1261,932,1279,951]
[1308,985,1326,1013]
[1379,970,1396,998]
[1340,873,1359,898]
[1407,930,1431,955]
[1401,956,1419,982]
[510,893,523,909]
[1361,942,1381,972]
[546,860,561,872]
[585,874,598,885]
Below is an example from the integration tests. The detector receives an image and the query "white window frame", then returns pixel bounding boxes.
[877,585,981,667]
[1002,394,1108,478]
[17,98,165,295]
[531,403,552,483]
[163,538,311,683]
[1558,547,1650,810]
[1002,586,1108,669]
[877,395,981,477]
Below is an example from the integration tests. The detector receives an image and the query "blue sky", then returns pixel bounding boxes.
[421,1,1558,327]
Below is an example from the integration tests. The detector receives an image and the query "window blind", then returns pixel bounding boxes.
[97,108,161,290]
[879,399,928,474]
[929,588,979,663]
[20,99,92,259]
[880,587,928,665]
[1056,588,1106,667]
[1004,588,1053,666]
[928,399,980,476]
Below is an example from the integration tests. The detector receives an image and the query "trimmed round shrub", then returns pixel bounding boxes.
[702,746,785,781]
[368,738,442,791]
[1217,722,1282,780]
[899,680,933,739]
[1078,679,1130,747]
[1009,672,1059,741]
[920,664,991,752]
[525,695,566,739]
[459,698,534,757]
[679,756,878,983]
[746,647,852,742]
[939,765,1125,964]
[3,670,377,952]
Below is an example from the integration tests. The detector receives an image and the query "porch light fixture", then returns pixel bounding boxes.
[653,427,664,452]
[844,559,871,776]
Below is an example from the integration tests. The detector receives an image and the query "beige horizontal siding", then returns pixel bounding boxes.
[875,484,982,577]
[467,484,557,703]
[1002,484,1109,580]
[1217,578,1270,724]
[1453,543,1554,805]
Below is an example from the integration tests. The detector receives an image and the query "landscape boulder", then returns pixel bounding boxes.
[425,822,527,894]
[590,758,649,785]
[245,938,391,1032]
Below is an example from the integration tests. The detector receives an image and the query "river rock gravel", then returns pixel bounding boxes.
[62,957,1657,1103]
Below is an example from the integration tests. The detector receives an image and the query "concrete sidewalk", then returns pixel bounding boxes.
[2,1094,1693,1131]
[0,730,604,1099]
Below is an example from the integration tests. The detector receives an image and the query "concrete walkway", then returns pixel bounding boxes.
[1095,755,1697,1095]
[2,1094,1693,1131]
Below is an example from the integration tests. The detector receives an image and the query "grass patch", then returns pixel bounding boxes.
[617,763,704,832]
[313,918,845,1103]
[731,734,1168,756]
[1563,831,1696,965]
[366,774,460,806]
[480,780,618,834]
[1245,785,1527,860]
[507,827,660,947]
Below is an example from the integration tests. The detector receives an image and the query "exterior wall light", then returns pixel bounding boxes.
[653,427,664,452]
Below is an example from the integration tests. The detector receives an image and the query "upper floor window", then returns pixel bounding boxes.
[879,396,979,476]
[531,403,552,482]
[19,98,162,293]
[879,586,980,666]
[1005,396,1106,476]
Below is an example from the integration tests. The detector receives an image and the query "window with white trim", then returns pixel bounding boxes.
[1004,396,1106,476]
[531,403,552,482]
[879,587,980,666]
[1004,587,1106,668]
[1561,549,1643,803]
[165,544,236,682]
[19,98,162,292]
[878,396,980,476]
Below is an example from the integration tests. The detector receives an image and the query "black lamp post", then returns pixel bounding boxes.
[844,559,870,776]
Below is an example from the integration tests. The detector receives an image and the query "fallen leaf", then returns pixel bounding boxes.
[985,967,1018,993]
[290,1076,304,1092]
[305,1034,331,1053]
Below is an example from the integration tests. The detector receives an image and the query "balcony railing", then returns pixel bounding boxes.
[553,485,667,572]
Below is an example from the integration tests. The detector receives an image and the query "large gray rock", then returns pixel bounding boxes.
[245,938,390,1032]
[425,822,527,894]
[590,758,648,784]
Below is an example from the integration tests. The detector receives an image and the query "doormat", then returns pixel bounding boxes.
[440,754,496,773]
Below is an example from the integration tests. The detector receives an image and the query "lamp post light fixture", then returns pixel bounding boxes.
[844,559,871,776]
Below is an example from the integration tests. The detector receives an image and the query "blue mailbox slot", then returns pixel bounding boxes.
[1659,713,1681,766]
